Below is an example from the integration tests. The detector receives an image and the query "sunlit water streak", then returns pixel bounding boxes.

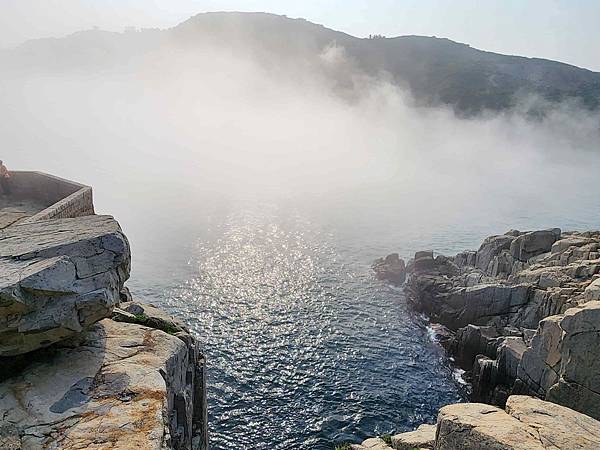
[125,196,600,450]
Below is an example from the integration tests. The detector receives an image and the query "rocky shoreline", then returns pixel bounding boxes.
[366,227,600,449]
[0,215,207,449]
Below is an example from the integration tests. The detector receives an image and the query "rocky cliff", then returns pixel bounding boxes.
[0,215,207,449]
[364,227,600,449]
[402,228,600,419]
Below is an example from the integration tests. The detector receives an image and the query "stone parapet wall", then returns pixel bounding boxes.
[27,185,94,221]
[10,171,95,221]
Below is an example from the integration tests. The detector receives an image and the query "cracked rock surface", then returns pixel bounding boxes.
[515,300,600,420]
[0,317,207,450]
[436,396,600,450]
[0,215,130,356]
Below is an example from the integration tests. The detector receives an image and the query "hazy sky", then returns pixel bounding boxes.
[1,0,599,72]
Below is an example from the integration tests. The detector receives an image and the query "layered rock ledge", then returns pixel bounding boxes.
[0,215,207,449]
[0,215,130,356]
[401,228,600,419]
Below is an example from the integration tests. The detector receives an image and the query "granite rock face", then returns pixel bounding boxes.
[399,228,600,417]
[435,402,545,449]
[436,396,600,449]
[354,396,600,450]
[509,228,561,262]
[0,215,131,356]
[0,316,207,450]
[515,301,600,420]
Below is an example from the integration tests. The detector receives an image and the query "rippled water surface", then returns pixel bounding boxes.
[123,194,600,450]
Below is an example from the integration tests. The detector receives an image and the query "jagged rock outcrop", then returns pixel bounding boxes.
[372,253,406,285]
[400,228,600,417]
[353,395,600,450]
[0,316,207,450]
[0,215,130,356]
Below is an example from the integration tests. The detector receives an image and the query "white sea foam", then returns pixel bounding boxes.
[453,368,468,386]
[426,324,438,343]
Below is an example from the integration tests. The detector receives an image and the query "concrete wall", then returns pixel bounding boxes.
[10,171,95,222]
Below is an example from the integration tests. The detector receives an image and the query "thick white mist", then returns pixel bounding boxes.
[1,34,599,269]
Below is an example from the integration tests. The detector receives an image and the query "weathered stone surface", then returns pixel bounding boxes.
[0,215,130,356]
[436,402,545,449]
[391,423,435,449]
[0,318,207,450]
[372,253,406,285]
[435,396,600,450]
[506,396,600,449]
[510,228,561,262]
[475,234,515,272]
[496,337,526,385]
[410,282,530,330]
[517,301,600,420]
[551,236,595,254]
[585,277,600,300]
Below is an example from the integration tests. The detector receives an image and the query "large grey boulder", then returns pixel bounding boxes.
[0,215,130,356]
[0,318,207,450]
[510,228,561,262]
[551,236,595,254]
[436,396,600,449]
[436,402,545,449]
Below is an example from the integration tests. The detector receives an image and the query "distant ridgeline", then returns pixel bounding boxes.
[2,12,600,115]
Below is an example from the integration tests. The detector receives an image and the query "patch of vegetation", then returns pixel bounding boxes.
[380,434,392,446]
[334,444,352,450]
[131,313,180,335]
[161,323,181,335]
[133,313,150,324]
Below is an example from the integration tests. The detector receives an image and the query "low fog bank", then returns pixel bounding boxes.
[1,34,599,265]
